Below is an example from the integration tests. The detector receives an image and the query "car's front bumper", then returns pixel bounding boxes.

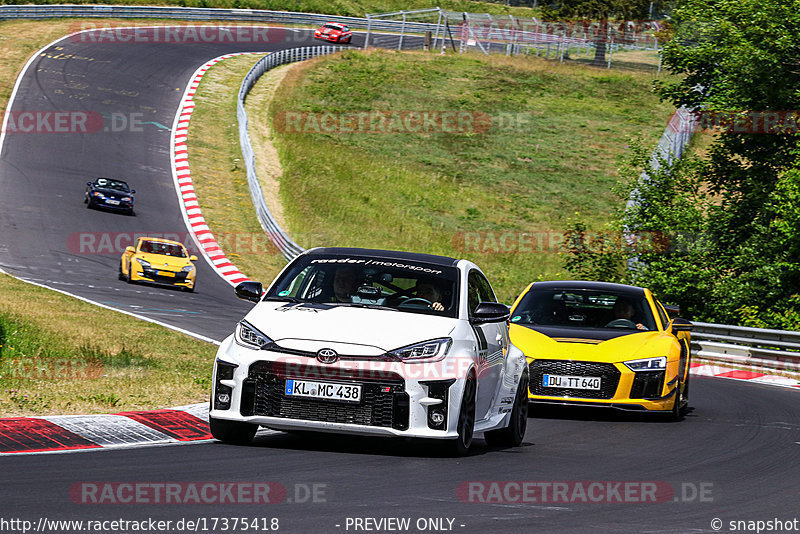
[131,265,195,288]
[526,358,678,412]
[209,337,469,439]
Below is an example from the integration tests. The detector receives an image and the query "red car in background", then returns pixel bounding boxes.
[314,22,352,43]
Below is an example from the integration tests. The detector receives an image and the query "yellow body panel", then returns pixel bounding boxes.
[509,283,691,413]
[120,237,197,290]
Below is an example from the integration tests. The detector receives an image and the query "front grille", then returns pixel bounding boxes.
[142,268,187,284]
[243,361,409,430]
[529,360,621,399]
[630,371,665,399]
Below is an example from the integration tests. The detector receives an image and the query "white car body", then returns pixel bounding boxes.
[209,248,528,452]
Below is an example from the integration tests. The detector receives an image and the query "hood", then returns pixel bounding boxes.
[244,301,457,356]
[137,252,192,269]
[509,323,670,363]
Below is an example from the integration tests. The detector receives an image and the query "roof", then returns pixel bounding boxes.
[304,247,460,268]
[137,236,186,246]
[528,280,647,296]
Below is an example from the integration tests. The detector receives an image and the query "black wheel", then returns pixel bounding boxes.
[450,375,476,456]
[484,372,529,448]
[668,379,686,421]
[118,261,125,281]
[86,198,93,209]
[209,417,258,445]
[127,208,134,216]
[125,261,133,284]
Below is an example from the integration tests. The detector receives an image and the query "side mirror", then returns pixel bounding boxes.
[470,302,510,324]
[664,304,680,319]
[125,246,135,254]
[671,317,693,333]
[86,181,92,186]
[189,255,197,261]
[130,189,136,194]
[235,281,263,303]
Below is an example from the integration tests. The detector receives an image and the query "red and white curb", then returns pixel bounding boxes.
[2,366,797,455]
[171,52,265,287]
[691,361,800,389]
[0,403,276,455]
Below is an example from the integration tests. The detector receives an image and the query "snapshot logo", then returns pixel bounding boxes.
[68,22,287,44]
[2,111,147,134]
[69,482,326,505]
[67,232,279,256]
[273,111,534,135]
[457,481,713,504]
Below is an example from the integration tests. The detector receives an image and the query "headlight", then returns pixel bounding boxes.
[235,320,273,349]
[387,338,452,363]
[624,356,667,372]
[92,191,104,198]
[135,258,150,268]
[181,265,194,272]
[121,197,131,202]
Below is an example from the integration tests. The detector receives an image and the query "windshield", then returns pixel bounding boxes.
[511,288,656,331]
[96,178,130,192]
[266,254,459,318]
[324,24,344,30]
[139,240,187,258]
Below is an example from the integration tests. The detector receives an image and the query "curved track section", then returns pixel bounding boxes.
[0,27,340,341]
[0,27,798,533]
[0,377,798,532]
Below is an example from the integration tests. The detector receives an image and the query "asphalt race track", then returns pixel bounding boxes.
[0,26,798,534]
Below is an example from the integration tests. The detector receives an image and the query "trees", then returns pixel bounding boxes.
[564,0,800,328]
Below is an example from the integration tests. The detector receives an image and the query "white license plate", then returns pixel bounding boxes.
[106,199,120,205]
[157,270,175,277]
[543,374,601,390]
[285,379,362,402]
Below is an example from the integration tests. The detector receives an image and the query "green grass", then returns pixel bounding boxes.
[267,49,675,302]
[0,274,217,416]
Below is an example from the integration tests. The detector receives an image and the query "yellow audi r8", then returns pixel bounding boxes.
[509,281,692,419]
[119,237,198,292]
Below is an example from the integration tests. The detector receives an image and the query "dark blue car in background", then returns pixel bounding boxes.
[84,177,135,215]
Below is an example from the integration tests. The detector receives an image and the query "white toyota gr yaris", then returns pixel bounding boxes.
[209,247,529,455]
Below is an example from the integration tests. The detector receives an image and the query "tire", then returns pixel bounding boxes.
[209,417,258,445]
[125,262,133,284]
[118,261,125,281]
[484,372,529,448]
[86,198,93,209]
[450,375,476,456]
[668,379,686,421]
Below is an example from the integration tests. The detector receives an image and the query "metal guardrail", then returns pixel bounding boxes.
[238,46,345,260]
[691,322,800,374]
[0,4,437,33]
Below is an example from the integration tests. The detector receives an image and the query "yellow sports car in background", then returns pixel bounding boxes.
[119,237,198,292]
[509,281,692,419]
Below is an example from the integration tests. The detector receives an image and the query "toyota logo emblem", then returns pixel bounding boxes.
[316,348,339,364]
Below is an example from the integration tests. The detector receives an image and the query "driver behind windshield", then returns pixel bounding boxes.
[610,297,646,330]
[412,281,445,311]
[332,267,360,303]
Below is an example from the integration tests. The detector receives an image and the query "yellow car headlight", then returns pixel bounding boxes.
[624,357,667,372]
